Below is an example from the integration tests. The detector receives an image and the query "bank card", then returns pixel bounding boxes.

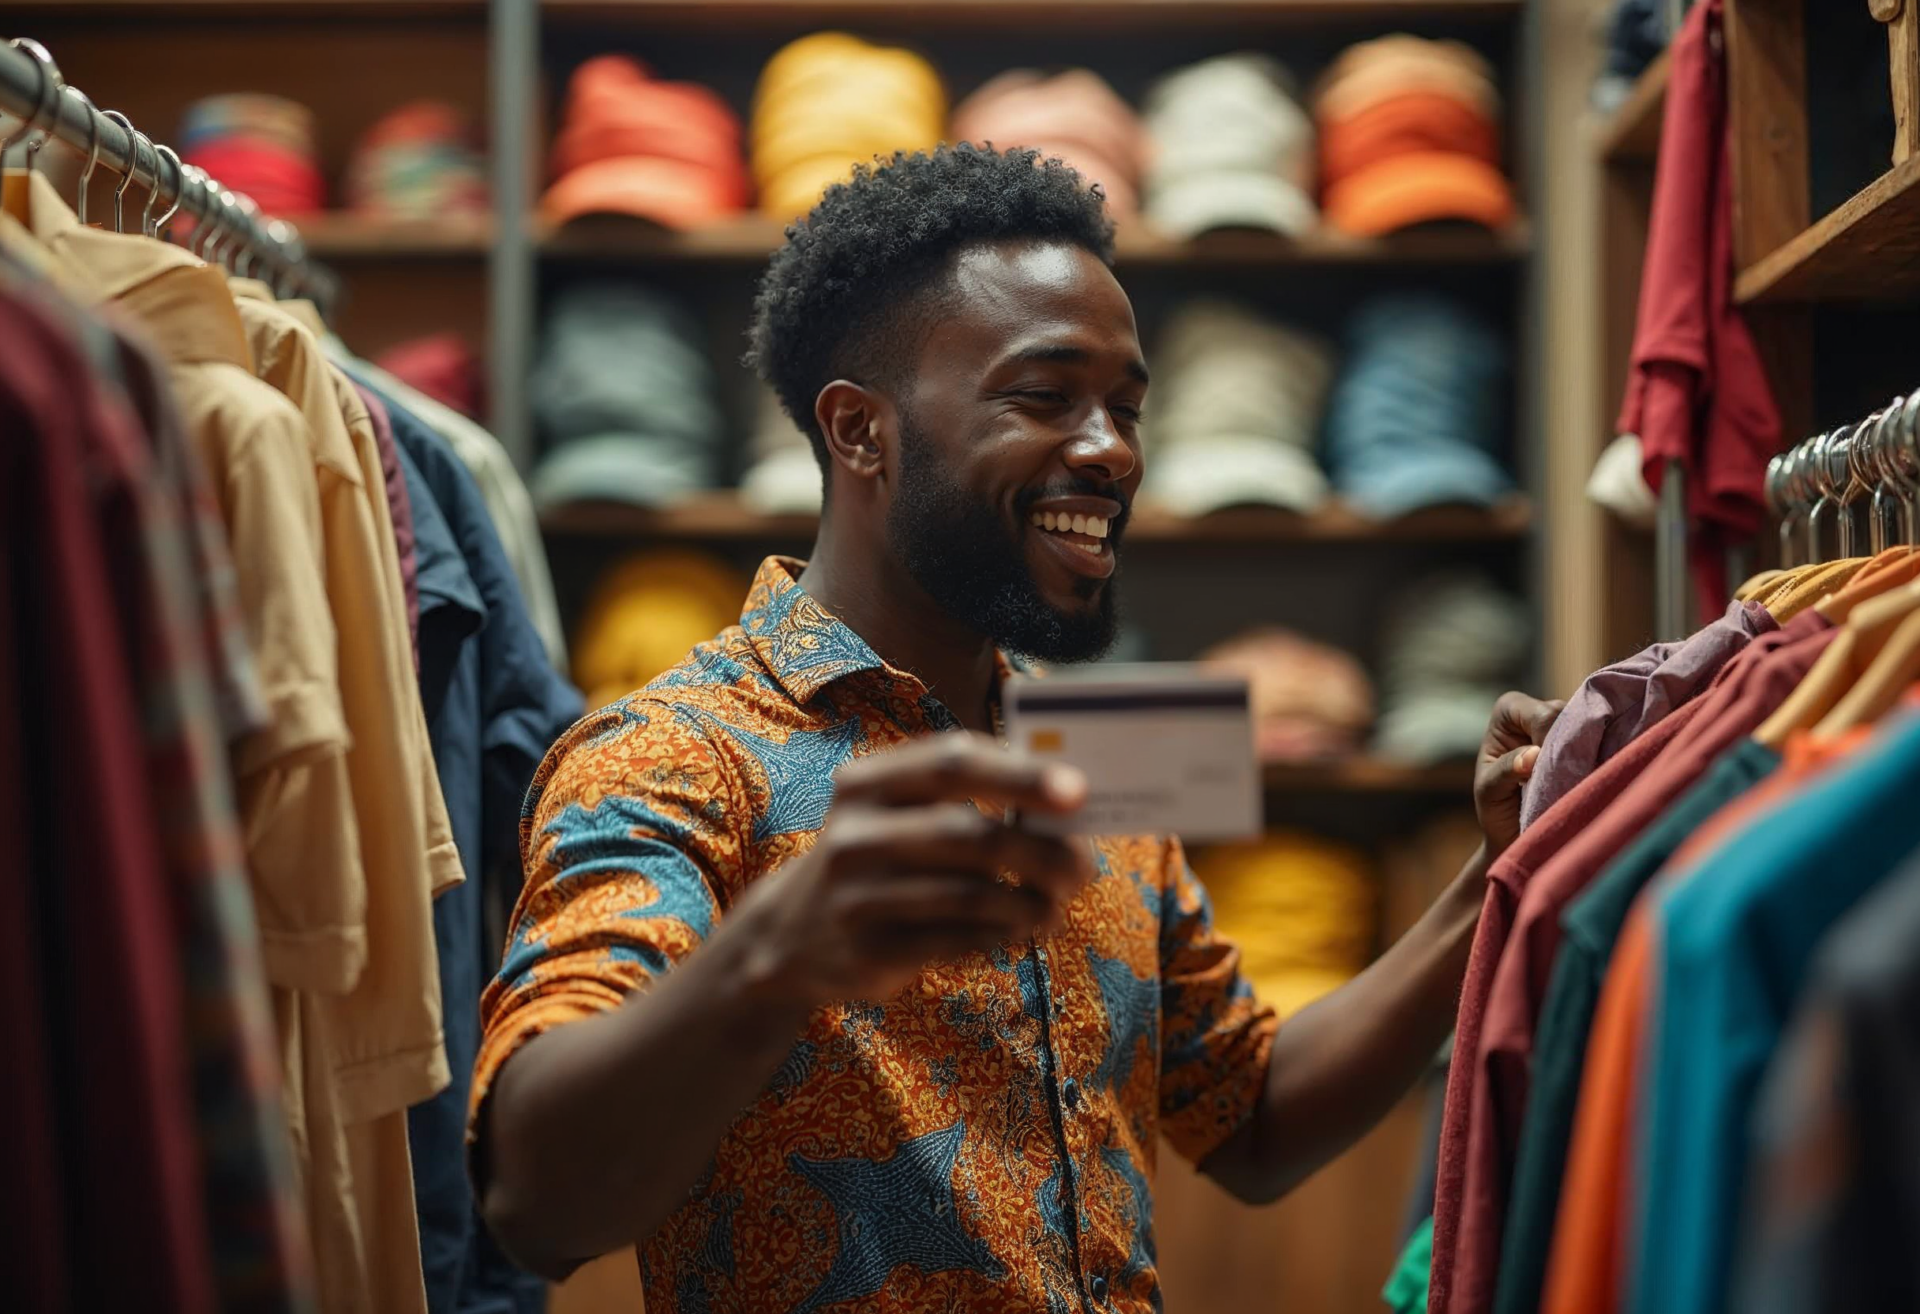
[1003,664,1259,841]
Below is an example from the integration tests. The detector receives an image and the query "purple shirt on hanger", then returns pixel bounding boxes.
[1518,598,1774,832]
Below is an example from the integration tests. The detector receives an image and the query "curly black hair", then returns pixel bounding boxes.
[746,143,1117,474]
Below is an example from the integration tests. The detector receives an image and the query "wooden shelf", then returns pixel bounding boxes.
[543,0,1526,28]
[540,216,1531,268]
[539,493,1533,544]
[1735,154,1920,304]
[1263,758,1475,794]
[11,0,485,16]
[292,213,492,258]
[1597,48,1669,163]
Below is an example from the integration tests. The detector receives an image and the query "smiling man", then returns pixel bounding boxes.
[473,144,1558,1312]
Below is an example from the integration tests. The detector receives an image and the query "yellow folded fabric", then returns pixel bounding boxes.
[572,550,748,703]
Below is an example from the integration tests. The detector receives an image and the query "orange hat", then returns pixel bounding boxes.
[1316,53,1500,125]
[541,154,748,229]
[544,55,748,228]
[1323,150,1513,237]
[1319,90,1500,183]
[551,58,743,179]
[1314,34,1493,99]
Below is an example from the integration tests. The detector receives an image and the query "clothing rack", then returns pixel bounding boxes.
[0,36,337,308]
[1766,388,1920,569]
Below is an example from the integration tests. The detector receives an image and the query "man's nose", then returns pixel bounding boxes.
[1062,407,1139,484]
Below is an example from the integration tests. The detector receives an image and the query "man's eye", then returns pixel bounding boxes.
[1015,389,1070,405]
[1112,405,1143,423]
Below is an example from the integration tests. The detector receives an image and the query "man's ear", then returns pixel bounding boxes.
[815,379,893,482]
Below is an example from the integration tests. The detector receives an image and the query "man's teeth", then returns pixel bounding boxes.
[1029,510,1111,540]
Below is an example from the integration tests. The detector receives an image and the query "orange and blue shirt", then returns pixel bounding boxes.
[472,556,1279,1313]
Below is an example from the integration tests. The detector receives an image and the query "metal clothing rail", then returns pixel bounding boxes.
[0,36,336,307]
[1765,387,1920,568]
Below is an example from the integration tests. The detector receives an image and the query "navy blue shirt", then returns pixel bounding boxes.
[366,376,582,1314]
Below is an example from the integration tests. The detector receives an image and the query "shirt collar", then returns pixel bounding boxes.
[25,170,205,304]
[739,556,1028,709]
[113,265,256,371]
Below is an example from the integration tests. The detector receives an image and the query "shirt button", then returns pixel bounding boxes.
[1090,1274,1109,1302]
[1062,1078,1082,1110]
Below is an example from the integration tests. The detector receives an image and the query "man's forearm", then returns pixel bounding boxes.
[480,918,815,1279]
[1203,844,1489,1203]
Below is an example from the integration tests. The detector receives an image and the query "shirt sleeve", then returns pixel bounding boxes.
[1157,838,1280,1164]
[468,698,742,1140]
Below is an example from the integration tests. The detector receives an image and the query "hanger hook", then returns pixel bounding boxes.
[65,87,103,225]
[99,110,139,232]
[4,39,62,173]
[134,128,164,236]
[151,145,185,239]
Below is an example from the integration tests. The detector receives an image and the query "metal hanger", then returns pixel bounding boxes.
[66,87,102,224]
[100,109,138,232]
[135,127,162,236]
[3,39,61,177]
[151,144,184,241]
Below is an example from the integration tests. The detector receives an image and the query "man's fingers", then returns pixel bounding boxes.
[834,733,1088,816]
[1486,692,1565,753]
[846,873,1056,934]
[832,807,1096,902]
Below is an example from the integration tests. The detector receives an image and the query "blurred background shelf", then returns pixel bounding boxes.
[1596,45,1667,163]
[9,0,486,16]
[541,0,1528,29]
[1263,758,1476,793]
[1734,154,1920,304]
[539,493,1534,543]
[539,216,1533,267]
[294,212,493,257]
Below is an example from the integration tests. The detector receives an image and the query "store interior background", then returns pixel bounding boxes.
[13,1,1913,1310]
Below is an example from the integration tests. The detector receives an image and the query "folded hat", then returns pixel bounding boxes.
[1324,294,1511,518]
[1195,831,1377,1019]
[1200,627,1374,762]
[179,94,327,219]
[1373,571,1529,764]
[1323,150,1514,237]
[751,33,945,220]
[572,549,749,705]
[531,282,722,509]
[1314,35,1511,237]
[544,55,748,230]
[952,69,1145,217]
[1143,300,1336,517]
[739,384,822,514]
[1318,90,1500,182]
[1144,53,1317,239]
[346,101,489,219]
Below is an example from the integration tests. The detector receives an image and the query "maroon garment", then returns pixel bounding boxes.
[352,379,420,672]
[0,285,216,1312]
[1430,608,1838,1314]
[373,332,482,420]
[1618,0,1780,613]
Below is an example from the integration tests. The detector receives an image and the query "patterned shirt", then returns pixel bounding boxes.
[473,557,1279,1314]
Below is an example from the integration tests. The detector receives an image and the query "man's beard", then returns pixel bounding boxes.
[887,418,1122,664]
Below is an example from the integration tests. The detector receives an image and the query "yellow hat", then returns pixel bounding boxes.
[572,549,748,703]
[1194,830,1378,1019]
[751,31,945,219]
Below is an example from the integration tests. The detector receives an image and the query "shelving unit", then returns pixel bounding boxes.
[1735,151,1920,303]
[539,493,1534,544]
[1263,758,1476,793]
[1597,45,1669,163]
[3,6,1537,1313]
[541,214,1533,267]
